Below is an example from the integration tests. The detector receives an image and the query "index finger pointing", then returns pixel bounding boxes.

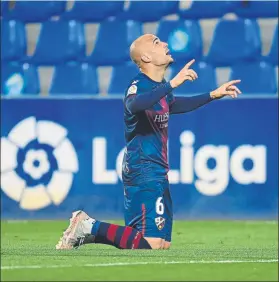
[185,59,195,69]
[227,79,241,86]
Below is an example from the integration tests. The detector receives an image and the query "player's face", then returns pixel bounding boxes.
[148,36,174,66]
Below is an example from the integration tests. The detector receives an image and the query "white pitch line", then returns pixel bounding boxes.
[1,259,278,270]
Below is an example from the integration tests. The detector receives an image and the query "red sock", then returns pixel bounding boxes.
[91,221,151,249]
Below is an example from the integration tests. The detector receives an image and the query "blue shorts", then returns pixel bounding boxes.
[124,179,173,242]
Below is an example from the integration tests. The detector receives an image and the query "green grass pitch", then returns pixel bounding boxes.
[1,220,278,281]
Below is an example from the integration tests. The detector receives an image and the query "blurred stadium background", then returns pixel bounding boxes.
[1,0,278,281]
[1,0,278,95]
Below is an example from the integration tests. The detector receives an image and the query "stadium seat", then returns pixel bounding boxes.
[49,63,99,95]
[30,20,85,65]
[108,62,140,95]
[229,61,277,94]
[179,0,237,19]
[267,25,278,66]
[235,1,279,18]
[118,1,178,22]
[87,19,142,66]
[170,62,217,95]
[4,1,66,23]
[1,1,9,16]
[62,1,124,22]
[1,63,40,95]
[206,19,261,67]
[1,20,27,63]
[156,20,202,64]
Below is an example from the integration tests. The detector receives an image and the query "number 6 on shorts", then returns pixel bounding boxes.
[156,197,164,215]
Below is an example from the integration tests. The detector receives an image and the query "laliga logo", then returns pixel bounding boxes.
[1,117,78,210]
[92,131,267,196]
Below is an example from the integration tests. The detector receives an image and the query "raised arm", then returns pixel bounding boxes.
[125,82,172,114]
[169,93,212,114]
[169,59,241,114]
[126,59,198,114]
[170,80,242,114]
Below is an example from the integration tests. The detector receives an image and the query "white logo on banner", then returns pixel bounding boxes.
[1,117,78,210]
[92,131,267,196]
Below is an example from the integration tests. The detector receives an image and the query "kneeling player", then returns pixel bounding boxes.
[56,34,241,250]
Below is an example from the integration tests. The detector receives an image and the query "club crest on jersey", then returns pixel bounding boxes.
[155,217,165,230]
[127,85,137,96]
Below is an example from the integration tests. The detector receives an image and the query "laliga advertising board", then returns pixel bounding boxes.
[1,98,278,219]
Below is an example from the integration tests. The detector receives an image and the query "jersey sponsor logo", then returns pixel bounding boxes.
[154,112,169,129]
[155,216,165,230]
[91,131,267,196]
[154,112,169,123]
[1,117,79,210]
[127,85,137,96]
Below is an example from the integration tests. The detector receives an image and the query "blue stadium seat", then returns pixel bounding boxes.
[206,19,261,67]
[1,63,40,95]
[62,1,124,22]
[1,20,26,63]
[5,1,66,23]
[267,25,278,66]
[157,20,202,64]
[170,62,217,95]
[30,20,85,65]
[235,1,279,18]
[229,62,277,94]
[118,1,178,22]
[49,63,99,95]
[179,1,237,19]
[88,19,142,66]
[108,62,140,95]
[1,1,9,16]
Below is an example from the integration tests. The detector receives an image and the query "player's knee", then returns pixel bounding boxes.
[144,237,164,249]
[150,239,163,250]
[163,241,171,250]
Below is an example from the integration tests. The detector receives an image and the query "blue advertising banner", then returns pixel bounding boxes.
[1,97,278,219]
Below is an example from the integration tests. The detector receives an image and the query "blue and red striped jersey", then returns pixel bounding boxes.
[122,72,175,185]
